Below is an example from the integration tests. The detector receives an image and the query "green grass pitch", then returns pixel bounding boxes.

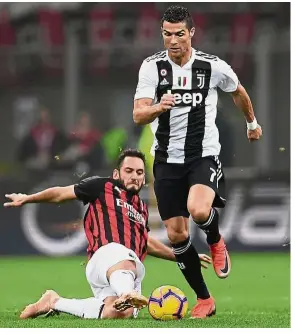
[0,253,290,328]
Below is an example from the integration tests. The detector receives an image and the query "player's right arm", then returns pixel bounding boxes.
[133,97,174,125]
[4,186,76,207]
[133,59,174,125]
[4,176,107,208]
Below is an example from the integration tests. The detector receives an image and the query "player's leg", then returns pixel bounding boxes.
[86,243,148,312]
[187,156,231,279]
[20,290,135,320]
[164,216,212,300]
[107,260,148,311]
[154,164,215,318]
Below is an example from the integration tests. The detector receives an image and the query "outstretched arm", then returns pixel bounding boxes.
[4,185,77,207]
[147,236,211,269]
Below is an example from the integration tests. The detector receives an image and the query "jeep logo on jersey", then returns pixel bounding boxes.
[173,92,203,107]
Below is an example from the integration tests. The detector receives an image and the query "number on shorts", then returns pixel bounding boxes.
[209,167,216,182]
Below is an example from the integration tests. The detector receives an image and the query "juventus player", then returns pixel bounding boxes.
[133,5,262,318]
[3,148,212,320]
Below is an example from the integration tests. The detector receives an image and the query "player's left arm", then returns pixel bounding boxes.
[147,236,211,268]
[231,83,263,141]
[216,58,262,142]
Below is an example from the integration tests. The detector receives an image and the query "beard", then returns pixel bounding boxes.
[118,178,142,195]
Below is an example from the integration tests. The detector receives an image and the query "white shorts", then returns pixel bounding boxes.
[85,242,145,314]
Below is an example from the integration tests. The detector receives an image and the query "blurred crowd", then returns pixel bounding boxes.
[0,2,289,177]
[15,106,155,179]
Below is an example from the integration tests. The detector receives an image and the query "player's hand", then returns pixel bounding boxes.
[247,125,262,142]
[157,92,175,112]
[199,254,212,269]
[4,193,28,207]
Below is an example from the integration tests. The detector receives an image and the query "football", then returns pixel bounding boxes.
[148,285,188,320]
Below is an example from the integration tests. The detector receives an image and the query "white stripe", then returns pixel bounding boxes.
[200,208,215,228]
[172,240,191,252]
[172,241,192,254]
[172,240,192,254]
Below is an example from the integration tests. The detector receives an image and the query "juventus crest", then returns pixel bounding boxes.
[197,73,205,89]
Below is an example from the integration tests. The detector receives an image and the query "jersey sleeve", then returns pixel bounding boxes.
[134,60,158,100]
[74,176,107,204]
[213,59,239,93]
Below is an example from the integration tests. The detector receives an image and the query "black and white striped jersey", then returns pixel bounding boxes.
[134,48,239,164]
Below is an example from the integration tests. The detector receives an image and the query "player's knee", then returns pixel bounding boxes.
[189,206,211,223]
[166,228,188,244]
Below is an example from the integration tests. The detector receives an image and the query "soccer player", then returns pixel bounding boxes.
[133,5,262,318]
[4,148,211,320]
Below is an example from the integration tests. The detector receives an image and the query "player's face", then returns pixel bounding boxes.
[161,21,194,59]
[114,157,145,194]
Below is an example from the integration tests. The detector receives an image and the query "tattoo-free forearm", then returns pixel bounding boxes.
[231,84,255,123]
[133,104,163,125]
[147,237,176,262]
[24,187,65,204]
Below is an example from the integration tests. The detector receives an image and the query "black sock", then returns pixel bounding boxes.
[196,208,221,245]
[171,237,210,299]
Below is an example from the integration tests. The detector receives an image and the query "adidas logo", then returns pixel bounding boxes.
[160,78,169,85]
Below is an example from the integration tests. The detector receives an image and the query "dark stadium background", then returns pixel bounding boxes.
[0,2,290,328]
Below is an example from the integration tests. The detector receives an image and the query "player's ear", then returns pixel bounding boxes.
[190,27,195,38]
[113,169,119,180]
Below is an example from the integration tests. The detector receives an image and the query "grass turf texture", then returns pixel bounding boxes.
[0,253,290,328]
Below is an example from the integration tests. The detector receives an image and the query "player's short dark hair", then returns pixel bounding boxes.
[161,5,194,30]
[117,148,146,169]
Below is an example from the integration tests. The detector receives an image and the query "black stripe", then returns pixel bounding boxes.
[143,201,150,232]
[102,194,113,243]
[155,60,173,163]
[138,224,145,259]
[94,203,102,248]
[141,233,148,260]
[98,304,105,319]
[112,187,125,245]
[184,59,211,162]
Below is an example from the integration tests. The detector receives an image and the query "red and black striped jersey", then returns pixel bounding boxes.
[74,176,149,261]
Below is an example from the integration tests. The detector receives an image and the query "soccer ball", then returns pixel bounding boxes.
[148,285,188,320]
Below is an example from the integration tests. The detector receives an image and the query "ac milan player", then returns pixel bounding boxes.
[4,148,211,320]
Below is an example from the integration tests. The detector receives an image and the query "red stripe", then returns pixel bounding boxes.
[121,191,131,250]
[84,210,94,253]
[104,182,120,243]
[133,196,142,258]
[91,201,108,245]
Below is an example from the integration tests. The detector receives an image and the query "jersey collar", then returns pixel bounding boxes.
[166,47,196,69]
